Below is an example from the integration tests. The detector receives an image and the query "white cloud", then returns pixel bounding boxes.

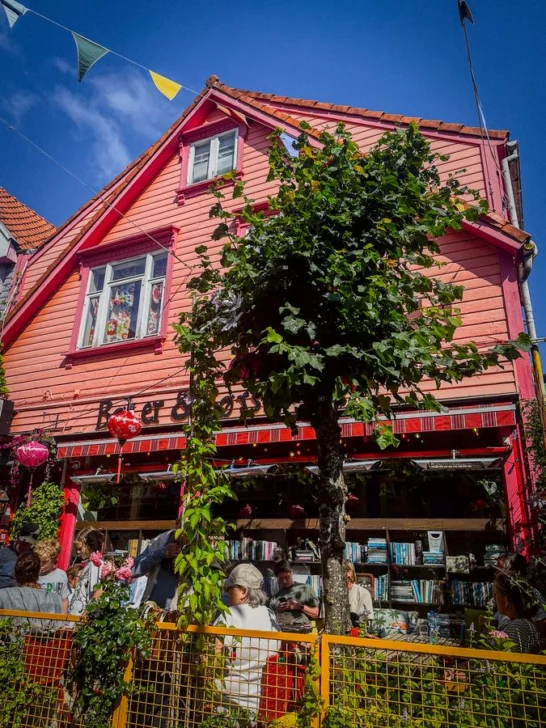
[53,86,132,181]
[51,57,73,75]
[3,90,39,123]
[52,69,180,184]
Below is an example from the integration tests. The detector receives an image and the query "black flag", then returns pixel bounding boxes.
[458,0,475,25]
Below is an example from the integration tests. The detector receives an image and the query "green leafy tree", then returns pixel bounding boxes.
[176,122,528,633]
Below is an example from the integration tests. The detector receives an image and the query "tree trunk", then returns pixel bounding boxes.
[310,396,350,634]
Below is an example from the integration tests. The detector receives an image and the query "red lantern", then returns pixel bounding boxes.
[15,441,49,507]
[289,504,305,519]
[107,410,142,482]
[239,504,253,519]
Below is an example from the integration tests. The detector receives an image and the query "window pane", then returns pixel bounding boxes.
[216,132,236,175]
[111,258,146,281]
[103,281,142,343]
[82,295,100,347]
[191,140,211,183]
[152,253,167,279]
[89,267,105,293]
[146,281,164,336]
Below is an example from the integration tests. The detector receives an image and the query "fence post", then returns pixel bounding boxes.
[320,636,330,726]
[111,655,133,728]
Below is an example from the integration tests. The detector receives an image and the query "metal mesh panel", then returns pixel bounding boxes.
[126,624,316,727]
[323,635,546,728]
[0,610,77,728]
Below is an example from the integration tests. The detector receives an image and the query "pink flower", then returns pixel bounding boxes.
[90,552,103,567]
[490,630,509,639]
[123,556,134,569]
[100,562,114,579]
[115,566,134,583]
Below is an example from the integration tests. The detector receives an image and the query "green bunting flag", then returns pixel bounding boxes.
[1,0,27,29]
[72,32,109,82]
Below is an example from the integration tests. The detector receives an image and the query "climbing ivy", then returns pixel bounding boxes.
[173,299,236,629]
[10,480,65,541]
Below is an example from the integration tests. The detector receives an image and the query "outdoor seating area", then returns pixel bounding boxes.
[2,609,546,727]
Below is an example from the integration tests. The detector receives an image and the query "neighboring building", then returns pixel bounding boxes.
[0,78,539,621]
[0,187,55,319]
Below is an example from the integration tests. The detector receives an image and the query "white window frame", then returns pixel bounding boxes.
[78,251,167,349]
[187,129,238,185]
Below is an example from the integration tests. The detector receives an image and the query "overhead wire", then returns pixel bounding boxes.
[11,3,200,96]
[0,114,198,272]
[457,1,509,214]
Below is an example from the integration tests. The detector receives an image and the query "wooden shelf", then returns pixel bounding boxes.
[236,518,501,531]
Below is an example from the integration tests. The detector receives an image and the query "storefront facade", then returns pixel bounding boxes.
[0,79,538,615]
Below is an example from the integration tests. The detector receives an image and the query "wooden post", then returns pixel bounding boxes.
[112,655,133,728]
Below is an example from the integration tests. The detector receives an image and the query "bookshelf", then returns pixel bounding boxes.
[225,518,505,610]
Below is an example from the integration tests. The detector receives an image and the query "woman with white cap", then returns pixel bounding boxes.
[214,563,280,717]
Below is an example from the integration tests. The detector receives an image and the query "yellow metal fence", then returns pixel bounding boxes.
[1,610,546,727]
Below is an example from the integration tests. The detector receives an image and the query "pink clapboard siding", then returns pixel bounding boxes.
[4,110,519,436]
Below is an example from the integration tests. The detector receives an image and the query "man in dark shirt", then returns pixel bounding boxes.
[269,560,320,631]
[0,522,40,589]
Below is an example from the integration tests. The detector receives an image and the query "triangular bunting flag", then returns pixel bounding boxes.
[149,70,182,101]
[1,0,27,29]
[72,32,109,82]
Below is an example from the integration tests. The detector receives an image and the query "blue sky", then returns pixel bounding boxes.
[0,0,544,339]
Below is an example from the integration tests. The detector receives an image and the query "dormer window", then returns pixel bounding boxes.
[188,130,237,185]
[177,121,247,205]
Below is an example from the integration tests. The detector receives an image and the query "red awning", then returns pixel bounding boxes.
[56,402,516,460]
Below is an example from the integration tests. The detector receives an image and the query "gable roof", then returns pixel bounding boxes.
[220,83,509,140]
[0,187,56,251]
[1,78,529,348]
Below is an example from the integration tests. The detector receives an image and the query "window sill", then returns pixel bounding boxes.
[176,170,242,206]
[63,336,165,368]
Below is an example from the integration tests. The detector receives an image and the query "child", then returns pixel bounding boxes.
[66,564,81,612]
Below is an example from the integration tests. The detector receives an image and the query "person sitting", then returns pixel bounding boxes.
[0,551,63,630]
[345,560,374,627]
[35,539,70,613]
[69,528,105,615]
[268,561,320,632]
[494,572,539,653]
[214,564,280,716]
[0,522,40,589]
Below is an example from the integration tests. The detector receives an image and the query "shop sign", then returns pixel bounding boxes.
[95,390,261,431]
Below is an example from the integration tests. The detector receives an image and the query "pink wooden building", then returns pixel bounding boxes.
[0,79,539,597]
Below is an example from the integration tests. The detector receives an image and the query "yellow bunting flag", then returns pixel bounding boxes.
[149,70,182,101]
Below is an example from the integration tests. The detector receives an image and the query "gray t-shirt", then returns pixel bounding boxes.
[0,586,63,631]
[269,583,319,628]
[39,568,70,602]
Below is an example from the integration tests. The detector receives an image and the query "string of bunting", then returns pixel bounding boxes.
[1,0,187,100]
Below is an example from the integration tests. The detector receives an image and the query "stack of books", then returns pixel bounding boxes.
[423,551,445,566]
[446,555,470,573]
[344,542,367,563]
[451,580,494,607]
[392,580,441,604]
[484,544,505,567]
[390,542,418,565]
[373,573,389,602]
[226,538,279,561]
[367,537,388,564]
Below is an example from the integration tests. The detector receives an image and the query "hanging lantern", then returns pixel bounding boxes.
[239,503,253,519]
[15,441,49,507]
[346,493,360,510]
[289,504,305,519]
[107,410,142,483]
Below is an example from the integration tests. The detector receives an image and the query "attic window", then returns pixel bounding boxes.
[188,130,237,185]
[177,120,247,205]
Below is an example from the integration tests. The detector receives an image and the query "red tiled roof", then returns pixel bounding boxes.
[0,187,56,251]
[223,84,509,140]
